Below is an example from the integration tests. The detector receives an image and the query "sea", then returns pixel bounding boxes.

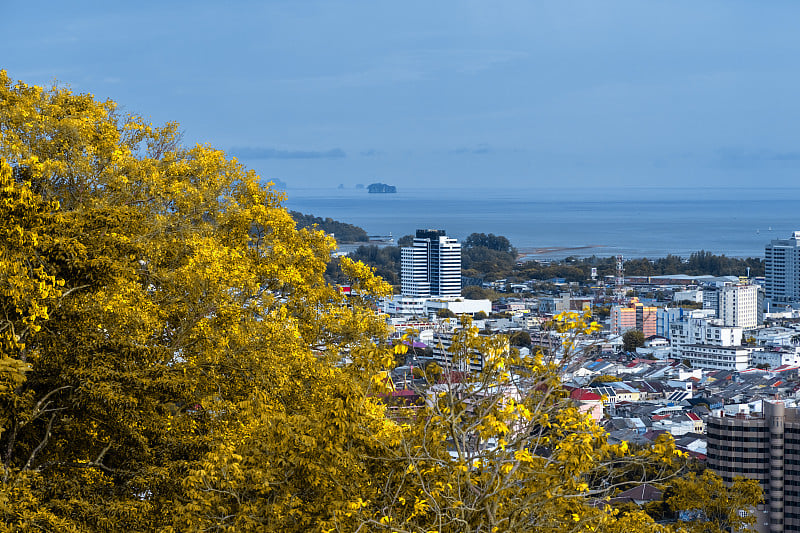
[281,186,800,260]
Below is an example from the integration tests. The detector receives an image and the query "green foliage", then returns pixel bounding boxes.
[506,253,763,286]
[462,285,501,301]
[339,244,401,286]
[290,211,368,242]
[464,232,515,254]
[509,330,532,347]
[462,247,517,279]
[513,262,589,283]
[623,330,646,352]
[461,233,517,280]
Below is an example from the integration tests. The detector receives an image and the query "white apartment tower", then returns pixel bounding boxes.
[703,283,760,329]
[765,231,800,307]
[401,229,461,297]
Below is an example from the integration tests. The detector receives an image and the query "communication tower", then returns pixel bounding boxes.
[614,254,625,302]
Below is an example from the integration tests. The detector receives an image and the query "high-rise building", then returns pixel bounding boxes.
[610,298,657,337]
[765,231,800,307]
[401,229,461,297]
[703,283,760,329]
[707,401,800,533]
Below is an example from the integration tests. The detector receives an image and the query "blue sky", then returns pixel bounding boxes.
[4,1,800,189]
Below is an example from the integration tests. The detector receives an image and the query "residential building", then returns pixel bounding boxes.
[424,298,491,318]
[381,296,490,318]
[765,231,800,308]
[538,293,571,314]
[703,283,760,329]
[679,344,751,371]
[611,298,657,337]
[670,316,749,370]
[401,229,461,297]
[670,316,742,350]
[707,401,800,533]
[658,308,693,339]
[750,348,800,369]
[430,330,508,373]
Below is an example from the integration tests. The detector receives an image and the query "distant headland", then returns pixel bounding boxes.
[367,182,396,193]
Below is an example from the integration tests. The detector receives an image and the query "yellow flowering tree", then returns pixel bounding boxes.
[344,313,686,533]
[0,71,759,532]
[0,71,389,531]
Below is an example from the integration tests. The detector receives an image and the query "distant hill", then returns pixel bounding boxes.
[367,182,396,193]
[265,177,287,189]
[290,211,369,243]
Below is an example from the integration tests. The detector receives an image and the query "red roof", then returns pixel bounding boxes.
[686,412,701,421]
[571,388,602,401]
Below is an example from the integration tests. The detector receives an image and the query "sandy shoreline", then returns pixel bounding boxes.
[517,245,603,258]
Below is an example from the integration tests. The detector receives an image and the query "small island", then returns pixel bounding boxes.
[367,182,397,193]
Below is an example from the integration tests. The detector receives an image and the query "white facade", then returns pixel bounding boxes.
[670,316,742,352]
[756,326,800,348]
[430,331,486,373]
[381,296,490,318]
[401,229,461,297]
[703,283,760,329]
[657,308,715,339]
[750,349,800,369]
[765,231,800,306]
[424,298,491,317]
[381,296,427,316]
[673,289,703,303]
[680,344,751,371]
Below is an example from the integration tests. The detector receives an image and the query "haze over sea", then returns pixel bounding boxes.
[282,186,800,260]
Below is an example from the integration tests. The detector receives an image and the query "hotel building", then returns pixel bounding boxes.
[707,401,800,533]
[401,229,461,297]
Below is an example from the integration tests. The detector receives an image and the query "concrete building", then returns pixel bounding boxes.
[401,229,461,297]
[423,298,491,318]
[538,293,571,314]
[750,348,800,369]
[381,296,490,318]
[611,298,657,337]
[679,344,751,371]
[430,330,508,373]
[670,316,742,350]
[703,283,761,329]
[707,401,800,533]
[673,289,703,304]
[765,231,800,308]
[670,316,750,370]
[657,308,715,340]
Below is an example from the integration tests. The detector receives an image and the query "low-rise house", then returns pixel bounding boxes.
[610,484,664,507]
[570,388,604,421]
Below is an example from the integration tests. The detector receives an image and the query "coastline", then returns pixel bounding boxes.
[283,187,794,260]
[517,245,603,259]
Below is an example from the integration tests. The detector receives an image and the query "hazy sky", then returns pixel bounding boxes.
[4,1,800,189]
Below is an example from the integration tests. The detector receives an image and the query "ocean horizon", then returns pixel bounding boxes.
[280,185,800,260]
